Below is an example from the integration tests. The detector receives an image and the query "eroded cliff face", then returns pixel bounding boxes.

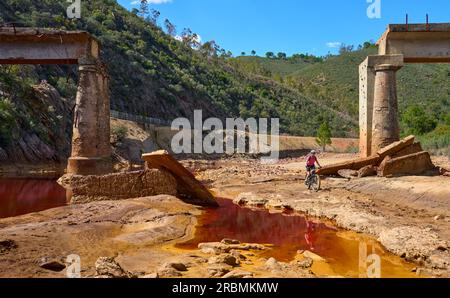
[0,82,73,164]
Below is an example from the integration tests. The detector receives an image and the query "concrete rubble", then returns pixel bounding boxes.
[318,135,437,178]
[58,150,219,207]
[142,150,218,207]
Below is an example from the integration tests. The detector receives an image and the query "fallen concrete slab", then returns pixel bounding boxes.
[317,136,422,176]
[377,135,415,158]
[391,142,423,159]
[142,150,219,207]
[378,151,436,177]
[317,155,382,176]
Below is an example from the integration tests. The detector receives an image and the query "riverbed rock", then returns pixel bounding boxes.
[222,270,253,278]
[199,242,266,254]
[95,257,135,278]
[39,259,66,272]
[208,254,239,267]
[58,169,177,204]
[358,165,377,178]
[293,257,314,269]
[438,167,450,177]
[157,267,183,277]
[378,226,448,260]
[234,193,268,207]
[265,258,282,271]
[141,273,159,278]
[229,250,247,260]
[161,262,188,272]
[302,250,326,262]
[434,215,445,221]
[207,264,232,277]
[221,238,240,245]
[428,253,450,270]
[199,242,230,254]
[0,239,17,253]
[337,169,359,179]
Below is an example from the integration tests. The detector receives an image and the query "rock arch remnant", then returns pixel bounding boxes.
[359,23,450,157]
[0,27,111,175]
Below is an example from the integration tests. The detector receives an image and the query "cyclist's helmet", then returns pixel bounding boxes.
[311,150,316,155]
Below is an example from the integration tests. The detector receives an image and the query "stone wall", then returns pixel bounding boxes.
[58,169,177,204]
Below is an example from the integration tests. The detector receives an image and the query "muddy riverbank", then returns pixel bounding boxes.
[0,153,448,277]
[0,190,416,278]
[197,154,450,277]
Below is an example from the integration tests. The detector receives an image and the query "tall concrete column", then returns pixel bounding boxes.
[371,64,402,153]
[67,56,112,175]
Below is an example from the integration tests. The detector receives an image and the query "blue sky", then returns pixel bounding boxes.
[118,0,450,57]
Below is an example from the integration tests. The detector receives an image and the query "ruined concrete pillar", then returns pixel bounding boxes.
[359,58,375,157]
[359,55,404,157]
[371,64,402,154]
[67,57,112,175]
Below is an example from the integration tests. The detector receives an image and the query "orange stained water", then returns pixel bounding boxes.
[177,198,417,278]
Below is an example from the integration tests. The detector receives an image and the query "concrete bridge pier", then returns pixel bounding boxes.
[371,64,402,153]
[358,23,450,157]
[67,57,112,175]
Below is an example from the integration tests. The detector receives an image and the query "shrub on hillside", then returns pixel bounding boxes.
[0,98,15,146]
[401,105,437,136]
[419,125,450,159]
[111,125,128,143]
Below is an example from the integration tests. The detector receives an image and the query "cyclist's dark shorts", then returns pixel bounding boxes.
[306,165,316,171]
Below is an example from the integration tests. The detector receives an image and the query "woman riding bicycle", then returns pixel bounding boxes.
[305,150,322,185]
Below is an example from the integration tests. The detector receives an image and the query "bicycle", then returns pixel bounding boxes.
[305,168,321,192]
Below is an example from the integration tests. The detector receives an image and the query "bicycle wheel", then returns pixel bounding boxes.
[311,175,321,192]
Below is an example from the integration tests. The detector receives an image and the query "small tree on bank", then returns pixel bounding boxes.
[316,122,332,152]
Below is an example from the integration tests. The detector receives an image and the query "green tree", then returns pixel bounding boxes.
[265,52,274,59]
[443,112,450,126]
[277,52,287,59]
[139,0,148,18]
[164,19,176,36]
[251,50,256,56]
[316,122,332,152]
[149,9,160,25]
[401,105,437,135]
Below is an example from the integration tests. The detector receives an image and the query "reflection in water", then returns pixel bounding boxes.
[177,198,341,261]
[0,179,67,218]
[177,198,416,277]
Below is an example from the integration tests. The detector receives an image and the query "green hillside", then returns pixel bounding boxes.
[233,47,450,154]
[232,55,319,77]
[0,0,448,162]
[0,0,357,162]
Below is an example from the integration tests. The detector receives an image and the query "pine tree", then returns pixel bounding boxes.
[316,122,332,152]
[139,0,148,18]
